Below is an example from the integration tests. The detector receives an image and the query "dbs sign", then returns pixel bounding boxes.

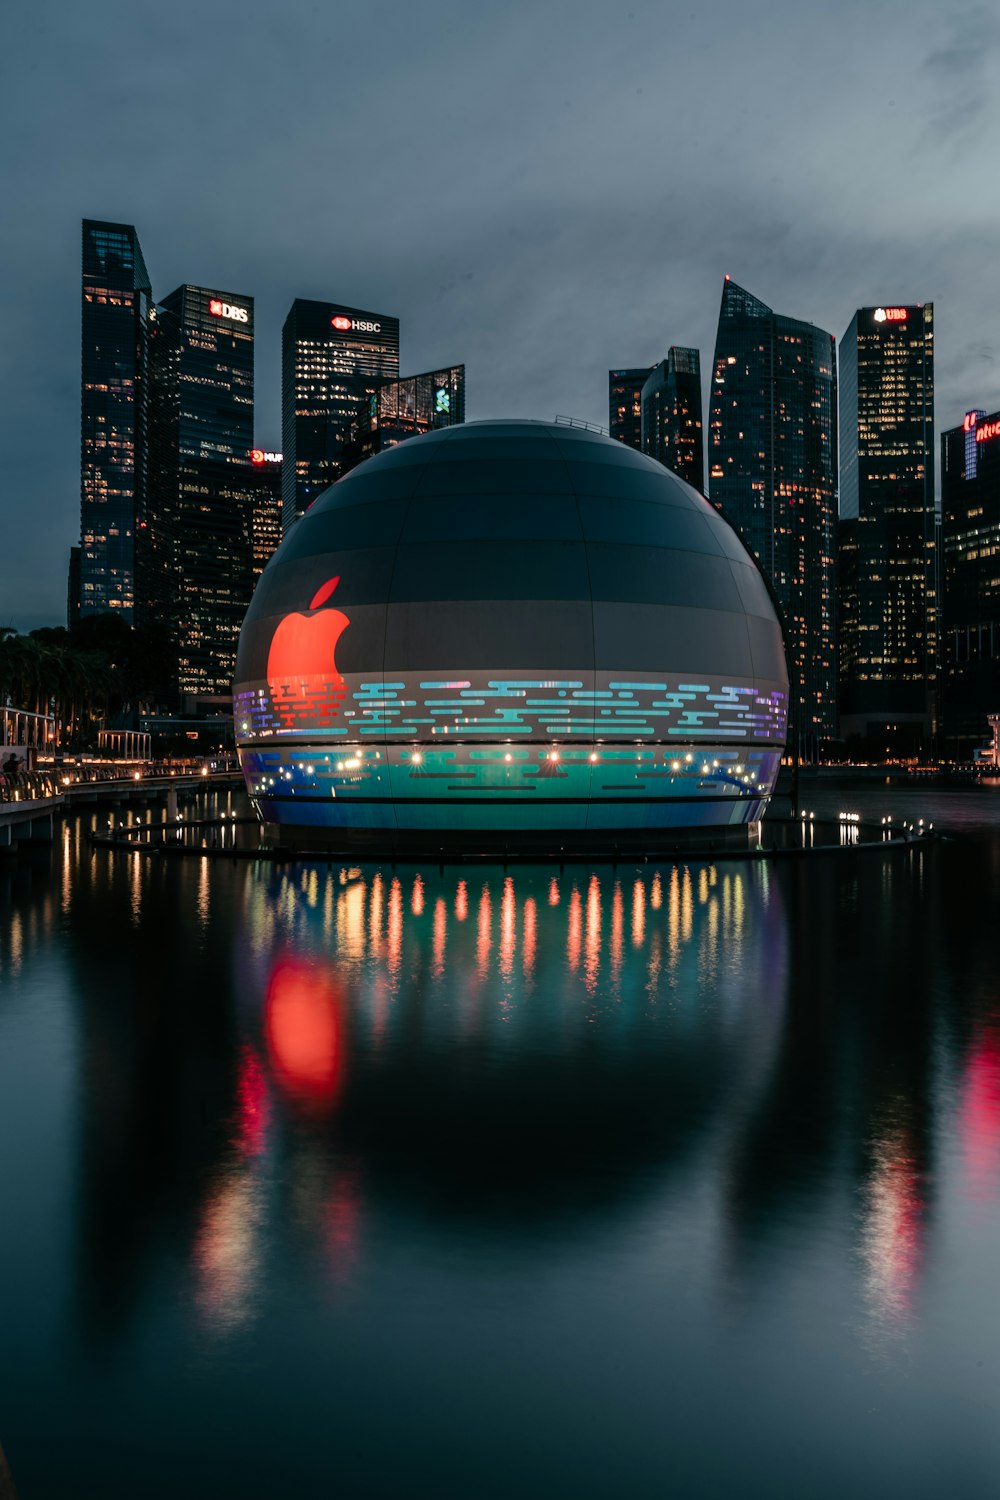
[208,298,249,323]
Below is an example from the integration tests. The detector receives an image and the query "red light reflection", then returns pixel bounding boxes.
[235,1045,269,1157]
[523,896,537,980]
[433,897,447,977]
[477,884,492,977]
[567,885,582,971]
[961,1025,1000,1201]
[265,956,343,1112]
[500,877,516,981]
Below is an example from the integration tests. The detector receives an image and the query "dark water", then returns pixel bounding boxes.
[2,793,1000,1497]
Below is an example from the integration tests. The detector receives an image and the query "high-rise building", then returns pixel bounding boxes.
[282,300,399,531]
[341,365,466,474]
[708,278,837,754]
[80,220,152,619]
[608,368,652,450]
[838,304,935,753]
[145,285,255,705]
[67,547,81,628]
[248,450,283,586]
[941,408,1000,758]
[80,220,264,709]
[641,348,703,490]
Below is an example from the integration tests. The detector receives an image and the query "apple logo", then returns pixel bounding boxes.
[267,576,350,729]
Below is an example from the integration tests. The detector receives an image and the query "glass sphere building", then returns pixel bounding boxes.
[234,420,788,853]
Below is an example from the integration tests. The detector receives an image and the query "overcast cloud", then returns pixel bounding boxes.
[2,0,999,629]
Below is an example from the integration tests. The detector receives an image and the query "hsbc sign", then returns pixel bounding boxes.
[331,314,382,333]
[209,298,249,323]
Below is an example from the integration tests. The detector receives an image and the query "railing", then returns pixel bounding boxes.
[553,414,609,435]
[1,757,241,804]
[0,770,60,803]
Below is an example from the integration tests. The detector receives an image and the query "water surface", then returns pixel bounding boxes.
[1,798,999,1496]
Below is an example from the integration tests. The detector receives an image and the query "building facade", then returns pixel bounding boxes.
[608,368,652,451]
[234,421,788,855]
[341,366,466,474]
[838,304,936,753]
[80,220,152,619]
[281,300,399,532]
[145,285,256,705]
[941,409,1000,758]
[641,347,703,490]
[249,451,283,586]
[708,278,837,755]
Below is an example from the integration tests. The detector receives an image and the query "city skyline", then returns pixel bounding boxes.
[4,0,1000,630]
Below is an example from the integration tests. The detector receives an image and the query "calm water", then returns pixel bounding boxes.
[2,792,1000,1497]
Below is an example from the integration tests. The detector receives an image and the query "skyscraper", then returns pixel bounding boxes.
[640,347,703,490]
[341,365,466,475]
[941,408,1000,758]
[80,219,152,619]
[146,285,255,705]
[838,304,935,753]
[608,368,652,450]
[248,449,283,587]
[281,300,399,531]
[708,278,837,754]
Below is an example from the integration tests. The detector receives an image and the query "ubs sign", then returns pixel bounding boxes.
[873,306,908,323]
[209,299,249,323]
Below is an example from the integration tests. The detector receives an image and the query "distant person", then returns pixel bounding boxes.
[2,753,19,778]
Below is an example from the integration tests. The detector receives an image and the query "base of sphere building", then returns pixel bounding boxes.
[239,740,780,858]
[256,817,766,860]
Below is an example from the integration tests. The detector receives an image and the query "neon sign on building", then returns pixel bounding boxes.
[975,419,1000,444]
[208,299,249,323]
[331,315,382,333]
[873,307,908,323]
[250,449,283,465]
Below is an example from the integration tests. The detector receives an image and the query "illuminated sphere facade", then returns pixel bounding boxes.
[234,421,788,852]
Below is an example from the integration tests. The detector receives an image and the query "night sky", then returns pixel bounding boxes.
[3,0,999,631]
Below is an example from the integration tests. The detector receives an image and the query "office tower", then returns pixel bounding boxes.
[838,304,935,753]
[146,285,255,705]
[281,300,399,531]
[708,278,837,754]
[608,368,652,450]
[641,347,703,489]
[941,409,1000,757]
[67,547,81,628]
[80,219,152,618]
[340,365,466,475]
[248,449,283,586]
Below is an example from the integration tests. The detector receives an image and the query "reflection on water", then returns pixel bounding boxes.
[3,806,1000,1496]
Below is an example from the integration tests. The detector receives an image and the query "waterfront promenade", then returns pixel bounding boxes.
[0,760,242,852]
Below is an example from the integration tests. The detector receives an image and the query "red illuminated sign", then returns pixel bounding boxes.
[964,412,978,433]
[874,306,908,323]
[208,298,249,324]
[330,314,382,333]
[250,449,282,465]
[975,419,1000,444]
